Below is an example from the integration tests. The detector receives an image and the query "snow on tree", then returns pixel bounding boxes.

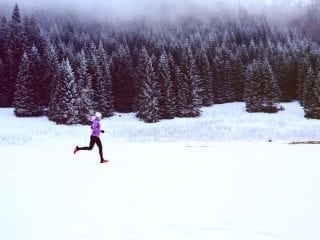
[195,49,214,106]
[303,71,320,119]
[87,41,114,118]
[38,44,58,111]
[174,65,189,117]
[135,47,148,118]
[0,17,8,94]
[179,45,201,117]
[297,57,310,104]
[14,46,43,116]
[5,4,24,106]
[212,51,225,104]
[157,52,176,119]
[2,3,320,123]
[136,48,160,123]
[14,52,32,116]
[261,58,281,112]
[96,41,114,118]
[0,16,8,59]
[168,53,179,113]
[302,67,320,119]
[245,60,264,112]
[44,44,60,119]
[87,42,100,110]
[27,46,43,109]
[231,51,245,101]
[245,59,281,113]
[76,50,94,124]
[23,15,46,55]
[301,67,315,108]
[49,58,79,124]
[223,60,236,103]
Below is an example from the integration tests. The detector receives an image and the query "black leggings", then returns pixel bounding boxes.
[78,135,104,161]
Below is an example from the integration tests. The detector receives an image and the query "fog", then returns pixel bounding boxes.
[1,0,310,19]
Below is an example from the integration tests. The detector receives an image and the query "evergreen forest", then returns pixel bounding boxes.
[1,2,320,124]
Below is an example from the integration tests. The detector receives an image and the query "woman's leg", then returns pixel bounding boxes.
[95,137,105,162]
[78,135,95,151]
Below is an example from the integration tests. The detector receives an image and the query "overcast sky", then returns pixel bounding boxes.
[1,0,310,20]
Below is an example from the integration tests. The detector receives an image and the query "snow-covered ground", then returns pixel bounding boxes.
[1,102,320,240]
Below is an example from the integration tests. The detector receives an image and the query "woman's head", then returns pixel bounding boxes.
[95,112,102,119]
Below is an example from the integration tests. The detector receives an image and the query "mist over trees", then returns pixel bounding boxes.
[1,1,320,124]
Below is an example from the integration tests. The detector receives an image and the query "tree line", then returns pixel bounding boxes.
[1,3,320,124]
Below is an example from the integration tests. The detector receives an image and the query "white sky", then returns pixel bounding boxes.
[3,0,305,10]
[1,0,310,19]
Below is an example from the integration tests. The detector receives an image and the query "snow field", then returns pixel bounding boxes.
[2,102,320,145]
[1,141,320,240]
[1,102,320,240]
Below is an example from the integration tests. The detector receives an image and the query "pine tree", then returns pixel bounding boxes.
[212,55,225,104]
[0,5,318,124]
[0,16,8,60]
[175,65,189,117]
[248,39,257,60]
[14,52,33,116]
[0,17,8,105]
[41,44,59,111]
[44,44,60,119]
[286,52,299,101]
[158,52,175,119]
[23,15,46,55]
[223,60,236,102]
[275,52,296,102]
[304,70,320,119]
[96,41,114,117]
[168,53,179,111]
[231,52,245,101]
[244,60,264,112]
[297,57,310,104]
[245,59,281,113]
[261,58,281,112]
[49,59,79,124]
[135,47,149,117]
[196,49,214,106]
[179,46,201,117]
[28,46,43,111]
[87,42,100,111]
[136,48,160,123]
[76,50,94,124]
[111,44,135,113]
[14,46,43,116]
[23,15,49,108]
[5,4,24,106]
[0,56,7,106]
[301,67,315,108]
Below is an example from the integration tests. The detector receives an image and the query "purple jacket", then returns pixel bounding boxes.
[91,117,101,137]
